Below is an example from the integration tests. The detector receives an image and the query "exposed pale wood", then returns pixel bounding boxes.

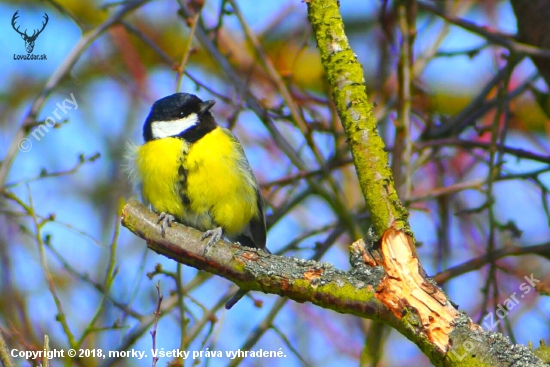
[361,228,462,352]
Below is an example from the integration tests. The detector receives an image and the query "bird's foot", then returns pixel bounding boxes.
[157,212,175,237]
[201,227,223,255]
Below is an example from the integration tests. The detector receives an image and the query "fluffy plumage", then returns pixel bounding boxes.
[131,93,268,308]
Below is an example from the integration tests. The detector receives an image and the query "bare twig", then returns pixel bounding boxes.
[175,4,201,92]
[43,335,50,367]
[0,0,147,187]
[227,299,288,367]
[416,139,550,163]
[25,188,76,348]
[418,1,550,58]
[176,0,361,239]
[434,242,550,284]
[0,329,15,367]
[5,153,100,189]
[151,283,163,367]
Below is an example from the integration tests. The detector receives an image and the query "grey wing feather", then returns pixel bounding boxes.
[220,129,270,309]
[221,128,268,251]
[245,188,267,250]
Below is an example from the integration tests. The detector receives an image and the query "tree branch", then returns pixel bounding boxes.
[119,1,548,366]
[121,200,391,319]
[0,0,147,187]
[306,0,409,238]
[304,0,547,365]
[434,242,550,284]
[418,0,550,59]
[121,200,546,366]
[416,138,550,163]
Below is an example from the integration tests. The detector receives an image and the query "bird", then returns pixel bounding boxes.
[132,92,268,309]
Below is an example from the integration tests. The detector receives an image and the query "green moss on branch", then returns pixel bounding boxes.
[306,0,410,238]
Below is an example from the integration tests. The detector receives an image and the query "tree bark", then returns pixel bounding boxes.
[121,0,549,365]
[122,200,546,366]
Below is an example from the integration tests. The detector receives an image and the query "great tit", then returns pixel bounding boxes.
[133,93,268,309]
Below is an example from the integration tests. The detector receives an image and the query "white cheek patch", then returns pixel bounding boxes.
[151,113,198,139]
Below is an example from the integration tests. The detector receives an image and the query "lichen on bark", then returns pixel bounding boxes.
[307,0,409,239]
[305,1,547,366]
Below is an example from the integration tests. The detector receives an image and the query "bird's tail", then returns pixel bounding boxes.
[225,289,248,309]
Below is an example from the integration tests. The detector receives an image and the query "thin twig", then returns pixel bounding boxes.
[0,0,148,187]
[25,187,76,348]
[175,6,201,92]
[77,205,122,346]
[271,325,311,367]
[408,179,485,203]
[43,335,50,367]
[176,264,187,366]
[227,299,288,367]
[418,1,550,58]
[5,153,100,189]
[416,139,550,163]
[177,0,361,240]
[434,242,550,284]
[151,283,163,367]
[0,329,15,367]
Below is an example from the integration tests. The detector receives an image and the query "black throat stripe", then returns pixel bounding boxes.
[178,113,217,143]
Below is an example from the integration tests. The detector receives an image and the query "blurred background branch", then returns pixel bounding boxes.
[1,0,550,366]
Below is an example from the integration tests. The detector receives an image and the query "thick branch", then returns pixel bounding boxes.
[304,1,546,365]
[121,200,392,319]
[306,0,409,238]
[121,200,545,366]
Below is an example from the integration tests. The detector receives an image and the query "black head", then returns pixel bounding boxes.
[143,93,217,142]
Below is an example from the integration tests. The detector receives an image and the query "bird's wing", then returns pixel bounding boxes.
[249,188,267,250]
[220,128,268,251]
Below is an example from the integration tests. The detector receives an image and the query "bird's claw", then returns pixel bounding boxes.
[201,227,223,254]
[157,212,175,237]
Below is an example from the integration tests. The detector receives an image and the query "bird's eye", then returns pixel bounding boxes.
[179,111,185,117]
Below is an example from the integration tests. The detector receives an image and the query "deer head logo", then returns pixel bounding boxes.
[12,11,49,54]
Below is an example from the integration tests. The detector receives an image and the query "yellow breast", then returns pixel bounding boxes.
[185,127,258,237]
[135,127,258,238]
[136,137,187,217]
